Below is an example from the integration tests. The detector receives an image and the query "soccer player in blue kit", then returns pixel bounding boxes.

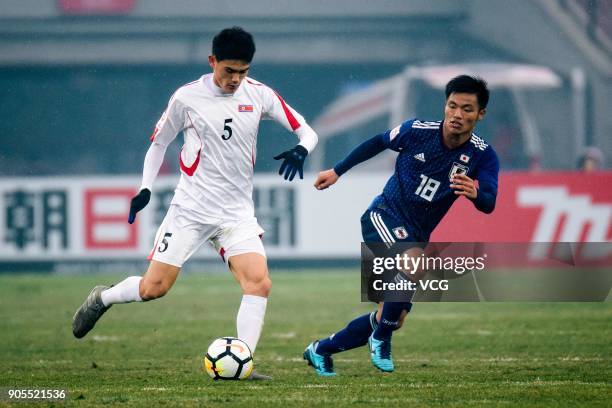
[304,75,499,376]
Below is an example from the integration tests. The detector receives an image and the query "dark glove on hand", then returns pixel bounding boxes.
[273,145,308,181]
[128,188,151,224]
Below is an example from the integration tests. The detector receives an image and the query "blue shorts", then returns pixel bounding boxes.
[361,209,420,310]
[360,208,421,245]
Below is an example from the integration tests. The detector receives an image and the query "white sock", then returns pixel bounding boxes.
[100,276,143,307]
[236,295,267,353]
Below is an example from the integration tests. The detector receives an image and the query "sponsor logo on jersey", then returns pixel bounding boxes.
[449,162,469,181]
[238,105,253,112]
[392,226,409,239]
[414,153,426,162]
[460,154,470,163]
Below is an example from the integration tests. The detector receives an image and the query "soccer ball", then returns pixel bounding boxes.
[203,337,253,380]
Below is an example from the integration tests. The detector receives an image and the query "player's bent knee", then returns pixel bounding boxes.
[260,276,272,295]
[255,276,272,297]
[243,276,272,297]
[140,281,171,300]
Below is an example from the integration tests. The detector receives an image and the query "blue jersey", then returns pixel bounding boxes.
[369,119,499,241]
[334,118,499,243]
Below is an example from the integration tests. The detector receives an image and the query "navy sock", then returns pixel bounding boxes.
[316,312,378,355]
[372,302,410,341]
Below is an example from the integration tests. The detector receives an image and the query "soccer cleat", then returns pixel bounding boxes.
[72,285,111,339]
[368,334,394,372]
[303,341,336,377]
[246,370,273,381]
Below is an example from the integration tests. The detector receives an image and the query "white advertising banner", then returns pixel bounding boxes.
[0,173,385,263]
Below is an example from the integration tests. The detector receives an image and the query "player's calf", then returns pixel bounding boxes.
[369,302,411,372]
[139,280,172,300]
[229,253,271,353]
[138,260,181,300]
[375,307,409,330]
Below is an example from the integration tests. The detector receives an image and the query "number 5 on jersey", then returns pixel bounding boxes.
[222,118,233,140]
[158,232,172,253]
[415,174,440,201]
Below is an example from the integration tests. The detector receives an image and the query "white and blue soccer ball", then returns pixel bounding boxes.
[203,337,253,380]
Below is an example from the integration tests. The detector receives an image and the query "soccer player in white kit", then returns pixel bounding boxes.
[72,27,318,378]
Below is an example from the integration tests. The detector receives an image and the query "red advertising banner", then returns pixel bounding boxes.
[58,0,136,14]
[432,171,612,243]
[84,188,138,249]
[432,171,612,266]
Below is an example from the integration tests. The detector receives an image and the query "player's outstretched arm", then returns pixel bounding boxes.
[313,132,388,191]
[314,169,339,190]
[129,91,184,223]
[128,141,168,223]
[332,132,388,177]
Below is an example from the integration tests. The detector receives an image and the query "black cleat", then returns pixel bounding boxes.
[72,286,111,339]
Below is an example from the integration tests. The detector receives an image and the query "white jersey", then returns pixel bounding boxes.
[146,74,317,221]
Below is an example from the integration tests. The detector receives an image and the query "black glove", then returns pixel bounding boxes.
[128,188,151,224]
[273,145,308,181]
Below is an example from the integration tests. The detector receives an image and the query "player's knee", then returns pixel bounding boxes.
[243,275,271,297]
[256,276,272,297]
[262,276,272,295]
[140,281,170,300]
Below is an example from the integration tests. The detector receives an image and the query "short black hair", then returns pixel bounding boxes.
[212,27,255,63]
[445,75,489,110]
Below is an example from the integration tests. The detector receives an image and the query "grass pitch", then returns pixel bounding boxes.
[0,271,610,407]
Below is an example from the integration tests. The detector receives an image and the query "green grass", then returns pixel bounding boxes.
[0,271,610,407]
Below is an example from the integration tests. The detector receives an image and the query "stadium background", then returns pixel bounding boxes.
[1,0,610,270]
[0,1,610,406]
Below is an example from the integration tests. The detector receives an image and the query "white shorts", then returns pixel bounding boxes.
[149,205,266,267]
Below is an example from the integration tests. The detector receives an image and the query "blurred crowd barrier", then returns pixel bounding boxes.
[0,171,610,272]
